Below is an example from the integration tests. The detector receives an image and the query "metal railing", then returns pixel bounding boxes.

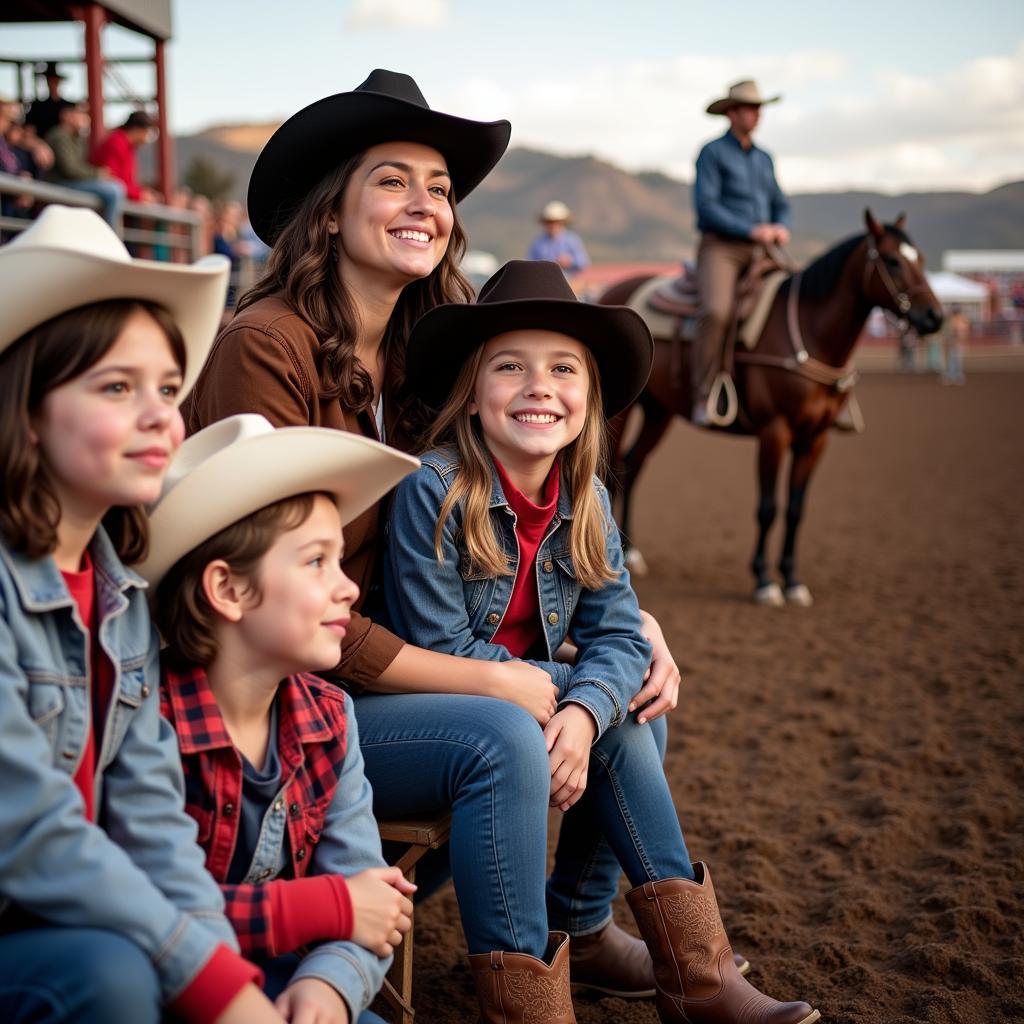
[0,172,202,262]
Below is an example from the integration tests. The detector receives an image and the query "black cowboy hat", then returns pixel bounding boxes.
[405,260,654,418]
[247,69,511,245]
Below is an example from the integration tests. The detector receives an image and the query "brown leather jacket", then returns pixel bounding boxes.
[184,294,407,690]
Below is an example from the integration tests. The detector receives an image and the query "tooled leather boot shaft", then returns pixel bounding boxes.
[468,931,577,1024]
[626,865,820,1024]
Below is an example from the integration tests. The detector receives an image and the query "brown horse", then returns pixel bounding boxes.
[600,210,943,606]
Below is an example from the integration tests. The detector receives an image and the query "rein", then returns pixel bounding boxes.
[735,271,859,393]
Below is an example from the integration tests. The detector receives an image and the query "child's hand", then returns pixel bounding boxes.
[347,866,415,957]
[544,704,597,811]
[276,978,349,1024]
[629,609,681,724]
[491,661,559,724]
[214,983,286,1023]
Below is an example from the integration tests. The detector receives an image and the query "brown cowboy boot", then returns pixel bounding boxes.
[570,921,753,1000]
[626,865,820,1024]
[468,931,576,1024]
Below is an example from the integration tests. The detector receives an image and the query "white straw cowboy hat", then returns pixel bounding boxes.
[706,80,781,115]
[539,200,572,223]
[0,205,229,403]
[136,415,420,589]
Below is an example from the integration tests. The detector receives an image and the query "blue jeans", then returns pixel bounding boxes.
[54,178,125,228]
[354,693,692,958]
[0,927,160,1023]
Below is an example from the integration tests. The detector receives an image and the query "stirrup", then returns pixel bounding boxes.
[833,393,865,433]
[706,372,739,427]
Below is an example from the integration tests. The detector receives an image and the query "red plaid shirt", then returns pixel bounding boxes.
[161,662,349,957]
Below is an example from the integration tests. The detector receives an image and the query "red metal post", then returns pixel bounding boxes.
[154,39,175,198]
[82,3,106,148]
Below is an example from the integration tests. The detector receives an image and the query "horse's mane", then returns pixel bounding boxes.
[797,224,913,302]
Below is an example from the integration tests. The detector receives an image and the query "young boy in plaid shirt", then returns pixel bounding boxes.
[136,414,420,1024]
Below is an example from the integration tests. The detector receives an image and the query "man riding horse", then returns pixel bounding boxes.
[692,79,790,427]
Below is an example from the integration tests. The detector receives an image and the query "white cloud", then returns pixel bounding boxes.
[441,44,1024,193]
[347,0,449,30]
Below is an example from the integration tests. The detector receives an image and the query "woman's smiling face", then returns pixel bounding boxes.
[332,140,454,292]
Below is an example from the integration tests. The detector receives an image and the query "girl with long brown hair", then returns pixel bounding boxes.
[0,207,282,1024]
[382,260,820,1024]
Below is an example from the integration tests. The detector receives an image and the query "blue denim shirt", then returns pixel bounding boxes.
[0,528,239,1004]
[694,129,792,239]
[382,448,652,737]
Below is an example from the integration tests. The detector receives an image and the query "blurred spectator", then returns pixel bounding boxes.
[212,200,245,305]
[5,102,54,178]
[527,200,590,276]
[91,110,158,203]
[0,101,20,175]
[942,305,969,386]
[24,62,68,140]
[45,101,125,226]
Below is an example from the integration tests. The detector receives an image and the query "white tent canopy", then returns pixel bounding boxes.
[926,271,988,306]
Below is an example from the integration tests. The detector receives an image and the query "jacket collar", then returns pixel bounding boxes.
[487,453,574,520]
[1,526,146,614]
[163,662,334,755]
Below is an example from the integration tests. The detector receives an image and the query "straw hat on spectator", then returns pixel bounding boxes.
[248,68,511,245]
[706,80,781,115]
[136,414,419,589]
[0,205,229,402]
[539,201,572,223]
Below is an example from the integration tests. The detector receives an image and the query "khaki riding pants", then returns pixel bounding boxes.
[693,233,759,403]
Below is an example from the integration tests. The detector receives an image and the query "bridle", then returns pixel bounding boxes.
[863,242,926,316]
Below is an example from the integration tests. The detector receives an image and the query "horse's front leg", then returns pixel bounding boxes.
[780,430,829,606]
[751,418,791,605]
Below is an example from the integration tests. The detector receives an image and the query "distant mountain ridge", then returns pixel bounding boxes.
[155,126,1024,266]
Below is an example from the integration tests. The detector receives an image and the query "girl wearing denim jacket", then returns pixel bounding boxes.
[0,207,283,1024]
[383,260,820,1024]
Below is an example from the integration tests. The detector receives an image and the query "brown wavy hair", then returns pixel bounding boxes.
[237,151,474,441]
[0,300,186,562]
[154,492,318,667]
[422,346,617,591]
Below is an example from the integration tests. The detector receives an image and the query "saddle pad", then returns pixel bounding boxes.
[738,270,789,350]
[627,274,690,342]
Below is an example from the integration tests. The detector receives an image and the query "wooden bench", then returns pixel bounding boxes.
[377,813,452,1024]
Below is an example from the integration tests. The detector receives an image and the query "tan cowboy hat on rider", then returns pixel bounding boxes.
[706,80,781,115]
[539,200,572,223]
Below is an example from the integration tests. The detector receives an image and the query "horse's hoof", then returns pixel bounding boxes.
[785,583,814,607]
[753,583,784,607]
[625,548,649,577]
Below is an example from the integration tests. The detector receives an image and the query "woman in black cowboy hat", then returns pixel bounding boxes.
[184,70,686,1022]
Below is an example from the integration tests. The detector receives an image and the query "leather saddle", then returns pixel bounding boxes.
[645,254,788,350]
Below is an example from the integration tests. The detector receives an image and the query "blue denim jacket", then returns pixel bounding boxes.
[382,447,652,737]
[0,528,240,1004]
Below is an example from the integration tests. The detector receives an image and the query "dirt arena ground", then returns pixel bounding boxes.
[378,371,1024,1023]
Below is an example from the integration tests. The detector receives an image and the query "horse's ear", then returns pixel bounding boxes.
[894,212,907,231]
[864,208,884,238]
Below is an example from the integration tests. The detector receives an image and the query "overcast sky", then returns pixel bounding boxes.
[3,0,1022,193]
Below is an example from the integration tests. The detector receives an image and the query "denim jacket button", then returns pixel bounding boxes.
[61,749,76,760]
[140,685,150,699]
[486,612,500,626]
[542,560,554,573]
[273,799,284,813]
[547,612,559,625]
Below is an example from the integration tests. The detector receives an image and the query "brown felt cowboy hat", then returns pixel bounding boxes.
[247,69,512,245]
[706,79,781,115]
[404,260,653,418]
